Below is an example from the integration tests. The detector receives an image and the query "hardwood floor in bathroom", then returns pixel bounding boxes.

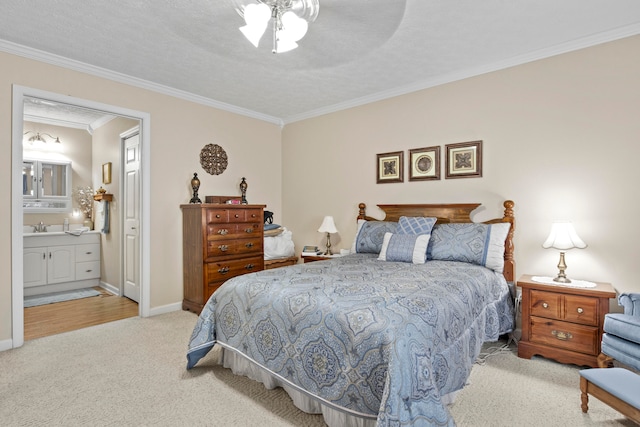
[24,287,139,340]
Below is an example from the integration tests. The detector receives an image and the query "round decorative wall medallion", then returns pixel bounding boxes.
[200,144,228,175]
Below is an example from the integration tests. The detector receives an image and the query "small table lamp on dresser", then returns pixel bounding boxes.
[318,216,338,256]
[542,221,587,283]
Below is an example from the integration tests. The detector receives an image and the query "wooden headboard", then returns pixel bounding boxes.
[357,200,516,282]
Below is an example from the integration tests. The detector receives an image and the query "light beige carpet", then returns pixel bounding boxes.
[0,310,635,426]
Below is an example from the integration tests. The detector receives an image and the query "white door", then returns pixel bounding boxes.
[123,131,141,302]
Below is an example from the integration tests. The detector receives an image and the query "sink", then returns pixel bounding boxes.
[23,223,90,236]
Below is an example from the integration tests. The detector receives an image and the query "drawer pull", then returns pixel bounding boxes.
[245,242,254,248]
[245,263,255,270]
[218,229,229,235]
[542,302,549,309]
[218,267,229,274]
[85,269,92,273]
[245,228,254,233]
[85,251,92,255]
[577,307,584,314]
[552,330,573,341]
[218,245,229,252]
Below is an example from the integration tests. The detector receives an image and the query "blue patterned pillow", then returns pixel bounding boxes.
[427,222,511,272]
[353,221,398,254]
[397,216,437,235]
[378,232,431,264]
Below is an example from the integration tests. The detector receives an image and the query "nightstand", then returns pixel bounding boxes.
[301,254,335,263]
[264,256,298,269]
[517,274,616,367]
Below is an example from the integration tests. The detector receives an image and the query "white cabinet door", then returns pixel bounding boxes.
[23,247,47,288]
[47,245,75,284]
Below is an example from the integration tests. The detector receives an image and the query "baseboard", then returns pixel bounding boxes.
[99,281,119,296]
[148,302,182,317]
[0,338,14,352]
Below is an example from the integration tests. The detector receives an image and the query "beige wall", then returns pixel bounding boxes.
[1,52,282,342]
[282,35,640,297]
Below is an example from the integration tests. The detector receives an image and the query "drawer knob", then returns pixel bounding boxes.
[218,229,229,235]
[235,214,240,218]
[216,214,221,218]
[218,245,228,252]
[245,228,254,233]
[245,242,254,248]
[542,302,549,309]
[245,263,255,270]
[577,307,584,314]
[552,330,573,341]
[218,266,229,274]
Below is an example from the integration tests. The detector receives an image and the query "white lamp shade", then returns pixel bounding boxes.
[318,216,338,234]
[281,11,308,42]
[239,3,270,47]
[542,222,587,250]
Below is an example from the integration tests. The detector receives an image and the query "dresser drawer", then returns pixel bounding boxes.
[564,294,598,326]
[529,316,598,355]
[206,237,262,258]
[75,243,100,262]
[530,290,562,320]
[206,222,262,240]
[76,260,100,280]
[204,256,264,284]
[206,208,263,224]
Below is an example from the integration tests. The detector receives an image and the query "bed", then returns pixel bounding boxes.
[187,200,516,426]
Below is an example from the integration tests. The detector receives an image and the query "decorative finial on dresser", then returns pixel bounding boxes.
[240,177,248,204]
[190,173,201,204]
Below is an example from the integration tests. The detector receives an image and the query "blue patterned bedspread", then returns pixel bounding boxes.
[187,254,514,426]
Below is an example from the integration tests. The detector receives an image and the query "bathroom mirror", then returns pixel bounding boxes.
[23,159,72,212]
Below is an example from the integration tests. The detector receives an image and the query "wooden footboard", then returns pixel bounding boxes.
[357,200,515,282]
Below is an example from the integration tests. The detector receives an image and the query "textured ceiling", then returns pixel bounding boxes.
[2,1,640,125]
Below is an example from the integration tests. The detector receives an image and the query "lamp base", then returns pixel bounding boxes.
[553,275,572,283]
[553,251,571,283]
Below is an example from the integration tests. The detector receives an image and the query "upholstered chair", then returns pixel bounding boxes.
[599,293,640,371]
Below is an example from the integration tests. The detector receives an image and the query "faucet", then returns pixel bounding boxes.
[33,221,47,232]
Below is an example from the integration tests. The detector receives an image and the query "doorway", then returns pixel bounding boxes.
[11,85,151,349]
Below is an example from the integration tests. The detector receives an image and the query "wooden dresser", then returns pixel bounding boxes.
[181,203,265,314]
[517,274,616,367]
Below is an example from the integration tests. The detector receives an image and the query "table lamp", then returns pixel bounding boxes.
[542,221,587,283]
[318,216,338,255]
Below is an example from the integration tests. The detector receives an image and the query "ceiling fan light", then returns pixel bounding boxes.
[240,23,267,47]
[243,3,271,26]
[281,11,308,42]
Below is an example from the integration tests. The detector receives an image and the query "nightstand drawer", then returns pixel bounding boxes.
[530,316,598,355]
[564,294,598,326]
[530,290,563,319]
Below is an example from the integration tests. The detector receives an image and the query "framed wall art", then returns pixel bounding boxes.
[102,162,112,184]
[376,151,403,183]
[409,146,440,181]
[445,140,482,179]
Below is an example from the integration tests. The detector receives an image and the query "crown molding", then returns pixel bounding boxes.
[0,40,283,127]
[281,23,640,124]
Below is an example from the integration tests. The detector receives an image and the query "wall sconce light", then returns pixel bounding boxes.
[23,131,62,144]
[542,221,587,283]
[317,216,337,255]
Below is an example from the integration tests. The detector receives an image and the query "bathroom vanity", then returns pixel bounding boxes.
[23,231,101,296]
